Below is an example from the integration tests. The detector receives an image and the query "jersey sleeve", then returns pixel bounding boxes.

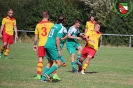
[85,30,91,37]
[63,27,67,34]
[14,20,16,26]
[67,27,73,36]
[85,21,88,29]
[34,25,38,35]
[2,18,6,25]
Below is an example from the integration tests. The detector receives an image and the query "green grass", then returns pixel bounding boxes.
[0,42,133,88]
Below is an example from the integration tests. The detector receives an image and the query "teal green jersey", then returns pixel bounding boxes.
[60,26,67,45]
[66,26,80,44]
[45,24,64,48]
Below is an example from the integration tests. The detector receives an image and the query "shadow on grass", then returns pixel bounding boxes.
[85,71,98,74]
[51,79,61,83]
[67,71,98,74]
[32,75,61,83]
[8,58,13,59]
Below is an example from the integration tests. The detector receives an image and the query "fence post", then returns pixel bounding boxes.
[129,35,131,48]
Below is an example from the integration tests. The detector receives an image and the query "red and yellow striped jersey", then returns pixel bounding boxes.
[35,21,54,46]
[86,30,101,50]
[2,16,16,35]
[85,21,96,34]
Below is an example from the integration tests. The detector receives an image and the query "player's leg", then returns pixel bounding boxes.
[71,54,78,73]
[3,35,14,59]
[67,45,78,73]
[44,60,62,82]
[0,34,8,58]
[3,43,10,59]
[75,44,83,66]
[42,48,62,82]
[60,43,66,67]
[41,60,53,82]
[34,46,45,79]
[0,42,7,58]
[52,61,61,80]
[81,55,92,74]
[77,46,87,72]
[81,47,96,74]
[34,57,43,79]
[78,57,84,72]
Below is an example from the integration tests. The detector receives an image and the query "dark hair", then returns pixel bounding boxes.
[42,10,49,18]
[73,18,81,24]
[57,14,66,24]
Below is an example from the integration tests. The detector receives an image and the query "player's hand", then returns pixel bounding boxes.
[82,35,86,40]
[61,38,65,40]
[0,33,2,39]
[58,50,61,57]
[77,37,82,40]
[15,35,18,40]
[33,45,37,51]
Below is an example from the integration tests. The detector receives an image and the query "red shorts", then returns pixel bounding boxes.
[38,46,46,57]
[3,33,14,44]
[81,45,96,59]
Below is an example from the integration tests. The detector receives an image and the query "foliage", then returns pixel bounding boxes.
[0,0,133,46]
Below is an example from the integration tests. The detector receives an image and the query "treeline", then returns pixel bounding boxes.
[0,0,133,46]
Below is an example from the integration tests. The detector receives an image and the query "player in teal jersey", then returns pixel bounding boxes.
[66,18,84,73]
[41,14,66,82]
[60,26,67,66]
[51,24,67,80]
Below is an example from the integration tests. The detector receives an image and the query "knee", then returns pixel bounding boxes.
[87,55,92,60]
[79,46,83,51]
[56,60,62,67]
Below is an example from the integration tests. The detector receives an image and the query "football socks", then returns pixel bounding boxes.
[37,62,43,75]
[82,62,89,71]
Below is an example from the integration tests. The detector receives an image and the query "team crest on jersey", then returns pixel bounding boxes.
[114,0,133,17]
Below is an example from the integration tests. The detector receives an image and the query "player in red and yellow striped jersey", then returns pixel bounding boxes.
[0,9,18,59]
[85,16,96,34]
[33,10,54,79]
[78,23,101,74]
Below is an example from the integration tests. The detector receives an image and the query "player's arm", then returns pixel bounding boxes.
[68,33,81,40]
[0,25,4,38]
[33,26,38,51]
[0,18,5,38]
[57,27,66,57]
[61,27,67,40]
[14,25,18,40]
[56,37,61,57]
[33,34,38,51]
[85,28,88,34]
[78,33,85,38]
[84,21,88,34]
[98,36,101,47]
[61,35,67,40]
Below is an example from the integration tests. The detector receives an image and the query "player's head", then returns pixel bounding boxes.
[57,14,66,24]
[94,23,100,32]
[73,18,81,28]
[42,10,49,19]
[7,9,13,18]
[90,15,95,21]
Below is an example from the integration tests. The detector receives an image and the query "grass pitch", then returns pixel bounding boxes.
[0,42,133,88]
